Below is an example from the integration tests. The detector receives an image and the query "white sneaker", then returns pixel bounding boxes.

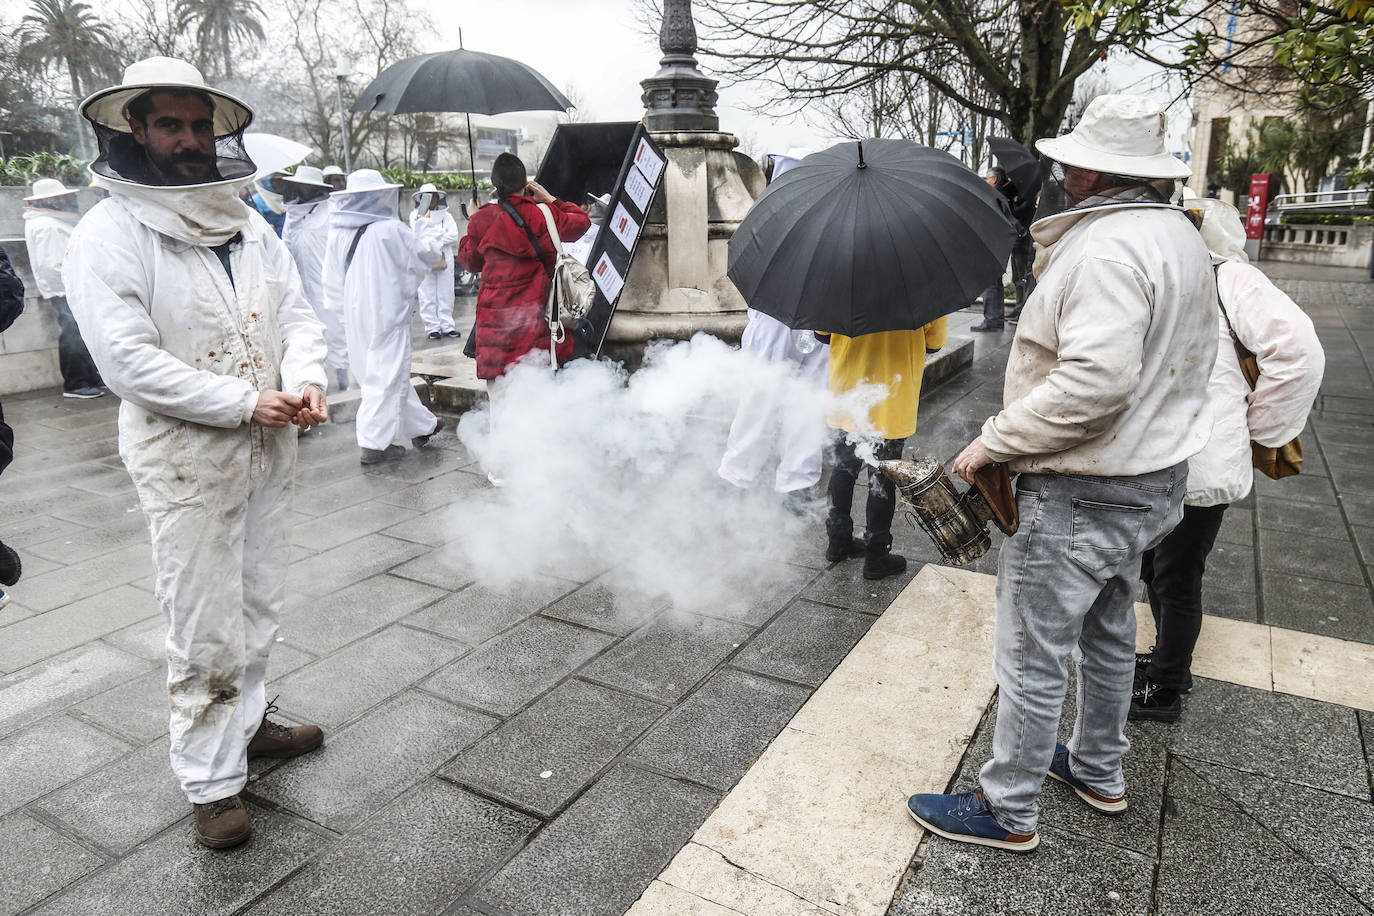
[486,472,505,487]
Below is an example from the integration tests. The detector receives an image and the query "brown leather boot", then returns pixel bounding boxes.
[193,795,251,849]
[247,700,324,759]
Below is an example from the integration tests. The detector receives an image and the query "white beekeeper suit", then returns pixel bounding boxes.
[326,169,439,454]
[282,166,349,386]
[409,183,461,336]
[21,183,78,298]
[63,58,328,814]
[1182,193,1324,506]
[718,150,828,494]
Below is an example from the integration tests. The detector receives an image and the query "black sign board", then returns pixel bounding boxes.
[574,124,666,358]
[535,122,640,206]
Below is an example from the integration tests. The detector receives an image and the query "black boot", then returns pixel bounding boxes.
[862,539,908,580]
[1129,678,1181,723]
[826,535,866,562]
[0,540,19,587]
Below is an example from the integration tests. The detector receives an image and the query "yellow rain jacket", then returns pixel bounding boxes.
[827,316,948,439]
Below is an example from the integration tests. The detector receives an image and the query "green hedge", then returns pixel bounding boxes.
[1279,211,1373,226]
[0,152,89,187]
[377,168,490,190]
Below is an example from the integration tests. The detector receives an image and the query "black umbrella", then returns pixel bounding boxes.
[987,136,1042,197]
[352,45,572,201]
[727,139,1016,337]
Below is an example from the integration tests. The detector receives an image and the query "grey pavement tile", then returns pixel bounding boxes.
[442,678,665,817]
[1320,440,1371,471]
[1252,472,1338,505]
[892,824,1154,916]
[24,514,149,566]
[802,557,918,614]
[1156,760,1366,916]
[1353,525,1374,565]
[0,812,105,915]
[406,576,575,644]
[276,573,445,656]
[1180,758,1374,905]
[361,445,466,484]
[630,667,810,792]
[389,543,481,591]
[0,600,35,628]
[288,498,419,552]
[264,642,316,683]
[684,559,814,626]
[32,738,186,855]
[239,779,537,916]
[272,625,465,729]
[542,578,669,636]
[99,616,166,662]
[380,502,463,546]
[1255,495,1344,535]
[581,613,752,705]
[4,544,154,615]
[73,669,170,744]
[0,514,89,551]
[731,599,875,687]
[1214,506,1253,546]
[0,585,159,673]
[1201,539,1257,593]
[376,469,487,511]
[1260,571,1374,643]
[423,618,614,716]
[0,715,131,815]
[250,690,497,831]
[0,643,152,738]
[1202,584,1259,623]
[475,764,719,916]
[290,471,413,518]
[26,804,326,916]
[1260,528,1366,586]
[1170,678,1370,799]
[48,492,144,530]
[287,533,429,597]
[1317,394,1374,417]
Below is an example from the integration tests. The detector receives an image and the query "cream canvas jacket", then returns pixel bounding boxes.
[981,203,1217,477]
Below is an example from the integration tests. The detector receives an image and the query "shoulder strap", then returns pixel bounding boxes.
[344,224,368,274]
[499,198,553,278]
[1214,276,1259,392]
[535,203,564,255]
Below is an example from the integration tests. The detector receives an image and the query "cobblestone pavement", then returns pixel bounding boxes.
[1,264,1371,916]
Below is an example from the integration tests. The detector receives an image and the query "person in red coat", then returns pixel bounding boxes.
[458,153,591,379]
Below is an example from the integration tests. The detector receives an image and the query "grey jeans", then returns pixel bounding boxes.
[980,464,1186,833]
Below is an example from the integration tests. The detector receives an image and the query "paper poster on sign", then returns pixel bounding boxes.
[624,166,655,213]
[592,252,625,302]
[608,202,640,250]
[633,137,665,185]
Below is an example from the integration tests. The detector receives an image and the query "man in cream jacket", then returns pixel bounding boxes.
[64,57,329,850]
[908,95,1217,852]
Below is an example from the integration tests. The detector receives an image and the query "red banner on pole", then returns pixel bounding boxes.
[1245,174,1271,240]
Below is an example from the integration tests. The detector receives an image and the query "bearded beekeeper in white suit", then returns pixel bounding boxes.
[63,57,329,850]
[282,165,349,391]
[325,168,443,464]
[408,182,461,339]
[717,149,829,500]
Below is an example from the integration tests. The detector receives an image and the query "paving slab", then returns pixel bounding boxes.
[288,498,418,552]
[380,502,462,546]
[0,812,106,915]
[405,576,575,644]
[802,559,917,615]
[476,764,718,916]
[1254,494,1343,535]
[630,667,810,792]
[0,584,159,673]
[389,543,482,591]
[276,573,446,655]
[688,560,815,626]
[423,617,614,716]
[543,577,670,636]
[26,804,326,916]
[732,599,875,687]
[272,624,466,729]
[240,779,537,916]
[250,690,497,832]
[0,715,132,815]
[0,642,152,738]
[443,678,666,817]
[1259,528,1366,586]
[1260,570,1374,643]
[376,469,486,512]
[286,533,429,597]
[72,669,169,744]
[582,613,754,704]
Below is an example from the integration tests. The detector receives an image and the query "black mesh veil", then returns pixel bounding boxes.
[87,88,256,187]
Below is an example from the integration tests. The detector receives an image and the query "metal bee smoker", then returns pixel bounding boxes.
[878,458,1020,567]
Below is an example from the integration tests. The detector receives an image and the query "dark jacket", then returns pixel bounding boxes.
[0,245,21,475]
[458,196,591,379]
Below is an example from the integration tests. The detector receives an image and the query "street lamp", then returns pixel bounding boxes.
[335,73,353,173]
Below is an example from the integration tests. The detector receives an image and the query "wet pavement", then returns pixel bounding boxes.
[0,263,1371,915]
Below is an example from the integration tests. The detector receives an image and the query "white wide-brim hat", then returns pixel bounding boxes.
[81,56,253,137]
[25,178,79,201]
[321,165,344,178]
[334,168,402,195]
[1182,188,1247,262]
[1036,94,1190,180]
[412,182,447,202]
[283,165,331,189]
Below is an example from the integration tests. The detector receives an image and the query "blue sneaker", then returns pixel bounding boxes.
[0,587,7,609]
[1047,743,1128,814]
[906,785,1039,852]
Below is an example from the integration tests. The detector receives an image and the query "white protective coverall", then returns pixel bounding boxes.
[326,189,439,449]
[63,179,328,804]
[283,199,348,373]
[409,203,460,335]
[717,150,828,494]
[21,207,78,297]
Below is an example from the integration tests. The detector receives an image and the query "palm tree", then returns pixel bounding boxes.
[15,0,118,155]
[174,0,266,80]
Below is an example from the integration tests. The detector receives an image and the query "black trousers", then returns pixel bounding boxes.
[825,434,905,554]
[979,281,1005,327]
[1139,502,1229,691]
[1010,234,1035,308]
[49,296,102,391]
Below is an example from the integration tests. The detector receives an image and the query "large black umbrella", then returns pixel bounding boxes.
[727,139,1016,336]
[987,136,1042,197]
[352,46,571,201]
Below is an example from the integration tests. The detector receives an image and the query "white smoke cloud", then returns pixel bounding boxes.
[448,334,884,613]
